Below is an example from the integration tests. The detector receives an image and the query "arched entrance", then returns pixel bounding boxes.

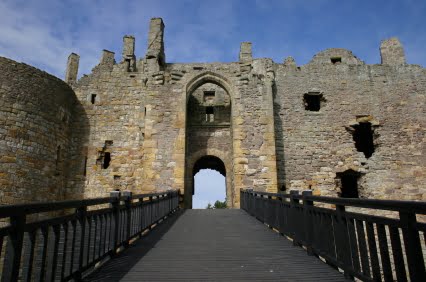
[184,74,233,208]
[192,155,227,208]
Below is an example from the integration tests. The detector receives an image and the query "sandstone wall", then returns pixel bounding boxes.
[0,57,78,204]
[69,25,424,207]
[72,55,279,207]
[274,49,425,200]
[1,18,424,208]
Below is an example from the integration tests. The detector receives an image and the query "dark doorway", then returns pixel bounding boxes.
[336,170,361,198]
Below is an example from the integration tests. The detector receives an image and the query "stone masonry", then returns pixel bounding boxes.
[0,18,424,208]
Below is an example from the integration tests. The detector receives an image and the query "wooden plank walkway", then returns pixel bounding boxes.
[85,209,348,281]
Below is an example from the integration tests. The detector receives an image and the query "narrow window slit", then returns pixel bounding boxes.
[91,94,97,104]
[83,156,88,176]
[103,152,111,169]
[55,146,61,175]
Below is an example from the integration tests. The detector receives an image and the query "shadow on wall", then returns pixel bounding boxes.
[272,82,286,192]
[0,56,88,204]
[66,97,90,200]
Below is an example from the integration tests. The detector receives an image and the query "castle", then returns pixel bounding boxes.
[0,18,424,208]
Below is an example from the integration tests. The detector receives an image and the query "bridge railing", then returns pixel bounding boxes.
[0,190,179,281]
[241,189,426,281]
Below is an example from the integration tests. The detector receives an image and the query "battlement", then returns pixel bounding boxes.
[65,18,415,87]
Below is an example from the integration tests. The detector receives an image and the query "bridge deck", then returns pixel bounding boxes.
[85,209,347,281]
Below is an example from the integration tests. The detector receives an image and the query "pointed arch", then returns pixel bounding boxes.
[183,71,238,209]
[185,71,237,105]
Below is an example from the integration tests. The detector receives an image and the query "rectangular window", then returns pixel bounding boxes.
[204,91,215,102]
[331,57,342,64]
[303,93,323,111]
[206,107,214,122]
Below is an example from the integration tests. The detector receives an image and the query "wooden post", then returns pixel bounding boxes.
[1,214,26,282]
[334,204,353,279]
[110,191,121,255]
[75,205,87,280]
[289,190,300,246]
[149,196,154,229]
[399,211,426,281]
[302,190,313,255]
[122,191,132,245]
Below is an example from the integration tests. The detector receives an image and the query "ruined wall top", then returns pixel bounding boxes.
[239,42,253,62]
[146,18,165,66]
[308,48,364,65]
[380,37,406,65]
[65,53,80,85]
[67,17,421,87]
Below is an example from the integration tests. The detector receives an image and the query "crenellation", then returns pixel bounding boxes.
[100,50,116,68]
[146,18,165,72]
[283,56,296,67]
[380,37,406,65]
[122,35,136,72]
[239,42,253,62]
[65,52,80,84]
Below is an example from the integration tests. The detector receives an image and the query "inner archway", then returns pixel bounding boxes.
[192,156,226,209]
[184,76,233,208]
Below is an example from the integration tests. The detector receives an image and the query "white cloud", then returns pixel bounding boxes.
[0,0,239,78]
[0,0,424,80]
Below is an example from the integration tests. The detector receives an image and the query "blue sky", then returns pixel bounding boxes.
[193,170,226,209]
[1,0,425,79]
[1,0,425,207]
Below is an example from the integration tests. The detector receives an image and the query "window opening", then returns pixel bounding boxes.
[103,152,111,169]
[331,57,342,64]
[91,94,97,104]
[352,122,375,158]
[55,146,61,175]
[303,93,322,111]
[206,107,214,122]
[204,91,215,102]
[83,156,88,176]
[125,59,131,72]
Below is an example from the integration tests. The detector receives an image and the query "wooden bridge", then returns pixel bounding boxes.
[0,190,425,281]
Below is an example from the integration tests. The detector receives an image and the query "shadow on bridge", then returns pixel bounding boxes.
[84,210,184,281]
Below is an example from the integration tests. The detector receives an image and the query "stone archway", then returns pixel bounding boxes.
[184,73,235,208]
[185,149,233,208]
[190,155,229,208]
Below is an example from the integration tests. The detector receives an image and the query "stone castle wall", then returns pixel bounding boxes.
[0,57,78,204]
[0,19,424,207]
[275,50,425,200]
